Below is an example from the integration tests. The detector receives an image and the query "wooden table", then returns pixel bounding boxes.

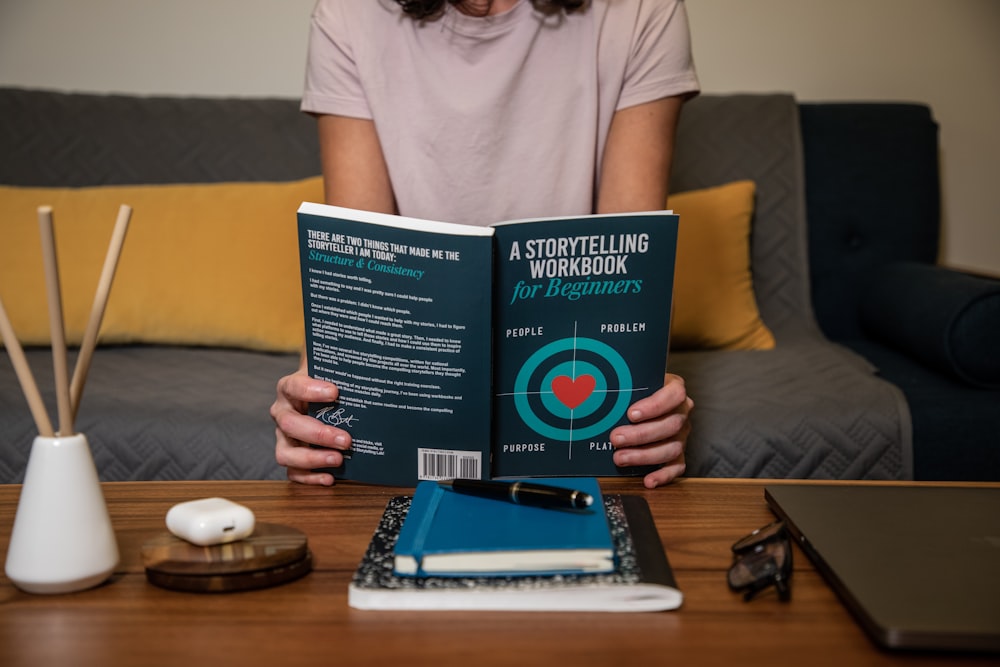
[0,478,994,667]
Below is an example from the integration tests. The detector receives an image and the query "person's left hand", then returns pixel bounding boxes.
[609,372,692,488]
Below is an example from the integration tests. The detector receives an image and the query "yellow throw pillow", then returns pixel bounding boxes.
[0,177,324,352]
[668,180,776,351]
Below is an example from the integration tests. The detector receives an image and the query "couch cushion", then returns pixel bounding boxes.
[0,88,320,186]
[672,343,912,480]
[860,262,1000,389]
[0,346,294,482]
[669,180,775,351]
[672,94,814,342]
[0,178,323,352]
[799,103,940,341]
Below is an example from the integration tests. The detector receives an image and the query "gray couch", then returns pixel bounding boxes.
[2,87,996,484]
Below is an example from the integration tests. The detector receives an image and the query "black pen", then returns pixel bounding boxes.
[438,479,593,510]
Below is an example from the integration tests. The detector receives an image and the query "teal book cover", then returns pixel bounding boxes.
[393,478,614,578]
[491,213,677,477]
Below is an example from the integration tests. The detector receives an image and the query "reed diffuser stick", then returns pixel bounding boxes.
[37,206,74,436]
[70,204,132,420]
[0,297,55,437]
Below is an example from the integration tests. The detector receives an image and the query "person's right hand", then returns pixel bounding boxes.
[271,361,352,485]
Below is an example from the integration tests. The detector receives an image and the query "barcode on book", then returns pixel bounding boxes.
[417,448,482,481]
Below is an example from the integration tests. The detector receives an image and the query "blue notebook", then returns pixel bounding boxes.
[392,478,615,578]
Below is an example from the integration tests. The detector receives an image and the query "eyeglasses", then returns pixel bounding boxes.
[727,520,793,602]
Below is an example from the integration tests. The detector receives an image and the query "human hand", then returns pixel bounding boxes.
[609,373,692,488]
[271,362,352,486]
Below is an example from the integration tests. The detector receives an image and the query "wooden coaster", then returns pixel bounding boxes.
[141,522,312,593]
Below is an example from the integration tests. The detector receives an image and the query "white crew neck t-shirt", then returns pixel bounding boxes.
[302,0,700,226]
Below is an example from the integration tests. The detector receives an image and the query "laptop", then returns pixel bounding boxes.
[765,484,1000,653]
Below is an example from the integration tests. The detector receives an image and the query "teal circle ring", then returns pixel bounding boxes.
[513,337,632,441]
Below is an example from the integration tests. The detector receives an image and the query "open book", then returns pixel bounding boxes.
[297,203,678,486]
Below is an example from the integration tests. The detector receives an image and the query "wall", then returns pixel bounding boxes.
[687,0,1000,277]
[1,0,997,275]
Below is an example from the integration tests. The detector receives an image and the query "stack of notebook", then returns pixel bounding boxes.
[348,478,682,612]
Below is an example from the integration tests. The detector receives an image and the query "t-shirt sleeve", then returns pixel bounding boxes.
[300,0,373,119]
[617,0,700,111]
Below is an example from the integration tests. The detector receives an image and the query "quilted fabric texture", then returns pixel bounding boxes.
[0,347,292,483]
[0,88,319,186]
[672,346,911,479]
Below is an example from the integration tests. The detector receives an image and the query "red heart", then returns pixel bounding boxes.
[551,374,596,410]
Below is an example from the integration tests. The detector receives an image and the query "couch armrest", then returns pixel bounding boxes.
[860,262,1000,388]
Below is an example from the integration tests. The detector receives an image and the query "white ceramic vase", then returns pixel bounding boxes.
[5,433,120,594]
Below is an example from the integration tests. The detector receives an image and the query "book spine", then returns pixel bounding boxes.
[396,484,446,576]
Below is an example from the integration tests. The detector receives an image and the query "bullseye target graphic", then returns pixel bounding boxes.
[509,335,633,442]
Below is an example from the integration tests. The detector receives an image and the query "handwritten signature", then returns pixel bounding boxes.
[316,407,358,428]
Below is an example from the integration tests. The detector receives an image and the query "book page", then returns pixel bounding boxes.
[491,213,678,477]
[298,205,494,486]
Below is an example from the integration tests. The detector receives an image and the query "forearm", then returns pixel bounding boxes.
[316,114,397,213]
[596,95,684,214]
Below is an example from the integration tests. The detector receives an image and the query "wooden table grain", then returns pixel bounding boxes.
[0,478,994,667]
